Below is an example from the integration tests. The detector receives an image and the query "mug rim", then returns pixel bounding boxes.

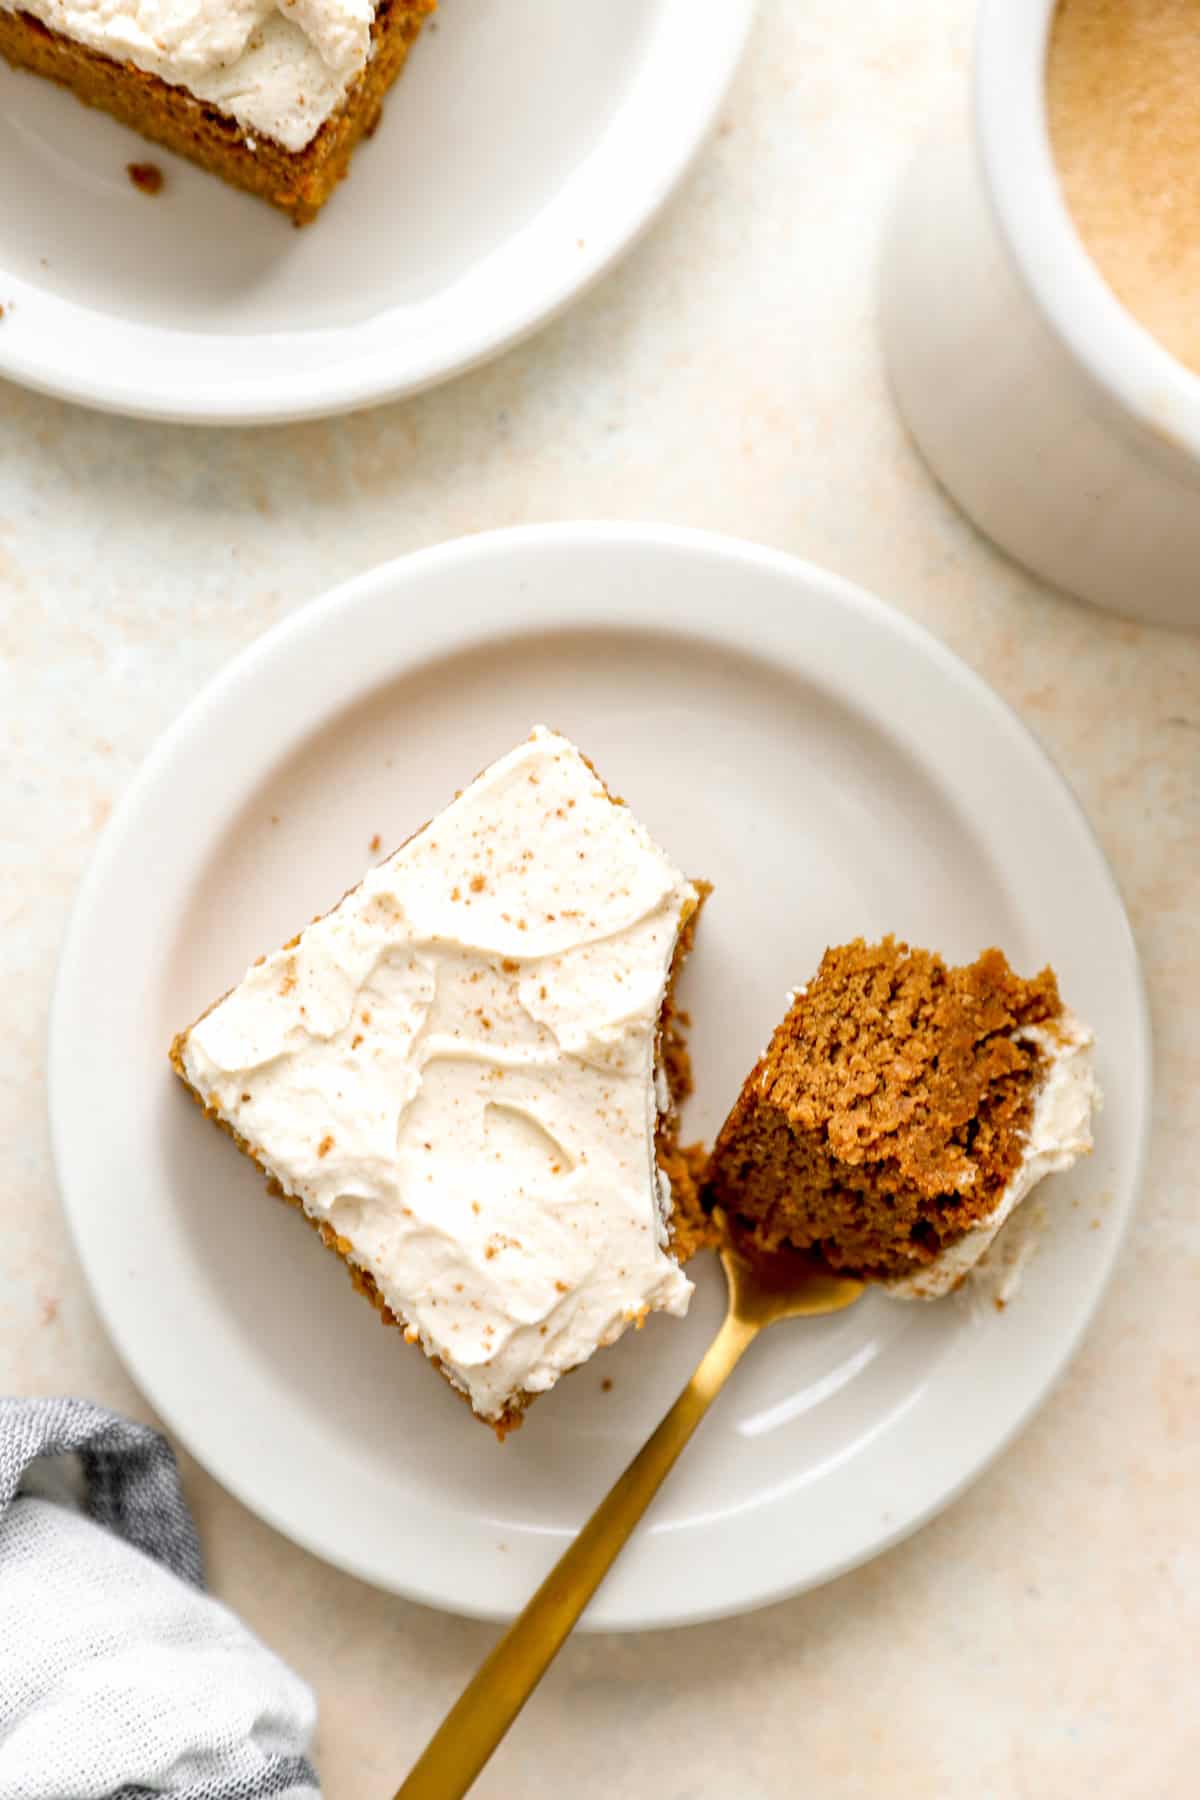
[976,0,1200,468]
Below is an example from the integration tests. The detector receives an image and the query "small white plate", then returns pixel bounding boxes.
[49,525,1149,1629]
[0,0,752,423]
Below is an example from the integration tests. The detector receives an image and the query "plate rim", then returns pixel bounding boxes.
[0,0,755,424]
[48,522,1152,1629]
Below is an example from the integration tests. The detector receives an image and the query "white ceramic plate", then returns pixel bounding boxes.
[0,0,752,423]
[49,525,1149,1630]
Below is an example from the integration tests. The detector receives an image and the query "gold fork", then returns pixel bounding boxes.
[394,1211,864,1799]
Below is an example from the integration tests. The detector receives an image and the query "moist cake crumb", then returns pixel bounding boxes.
[126,161,164,195]
[705,937,1095,1289]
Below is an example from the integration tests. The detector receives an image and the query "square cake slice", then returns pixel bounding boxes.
[705,938,1099,1297]
[0,0,435,223]
[171,727,708,1434]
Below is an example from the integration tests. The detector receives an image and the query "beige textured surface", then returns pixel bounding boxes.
[1,1,1197,1793]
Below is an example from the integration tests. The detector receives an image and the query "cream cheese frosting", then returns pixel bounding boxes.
[179,727,697,1421]
[3,0,376,151]
[886,1010,1100,1299]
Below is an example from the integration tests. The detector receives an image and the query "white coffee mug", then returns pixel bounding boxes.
[880,0,1200,632]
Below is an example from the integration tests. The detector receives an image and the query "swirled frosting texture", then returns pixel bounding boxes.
[180,728,697,1421]
[5,0,376,150]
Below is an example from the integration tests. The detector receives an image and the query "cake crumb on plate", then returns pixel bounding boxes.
[127,163,164,196]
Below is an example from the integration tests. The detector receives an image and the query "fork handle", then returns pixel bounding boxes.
[393,1307,759,1800]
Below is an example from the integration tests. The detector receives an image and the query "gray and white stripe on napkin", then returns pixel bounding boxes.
[0,1398,320,1800]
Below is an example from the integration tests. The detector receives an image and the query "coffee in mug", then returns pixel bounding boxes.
[1047,0,1200,376]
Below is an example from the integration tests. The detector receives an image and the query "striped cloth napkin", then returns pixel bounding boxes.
[0,1398,320,1800]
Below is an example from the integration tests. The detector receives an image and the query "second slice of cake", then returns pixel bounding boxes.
[171,727,707,1433]
[0,0,435,223]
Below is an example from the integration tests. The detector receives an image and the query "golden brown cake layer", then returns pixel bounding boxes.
[0,0,434,222]
[704,938,1063,1283]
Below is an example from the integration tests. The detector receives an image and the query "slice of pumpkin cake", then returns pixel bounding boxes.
[171,727,707,1434]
